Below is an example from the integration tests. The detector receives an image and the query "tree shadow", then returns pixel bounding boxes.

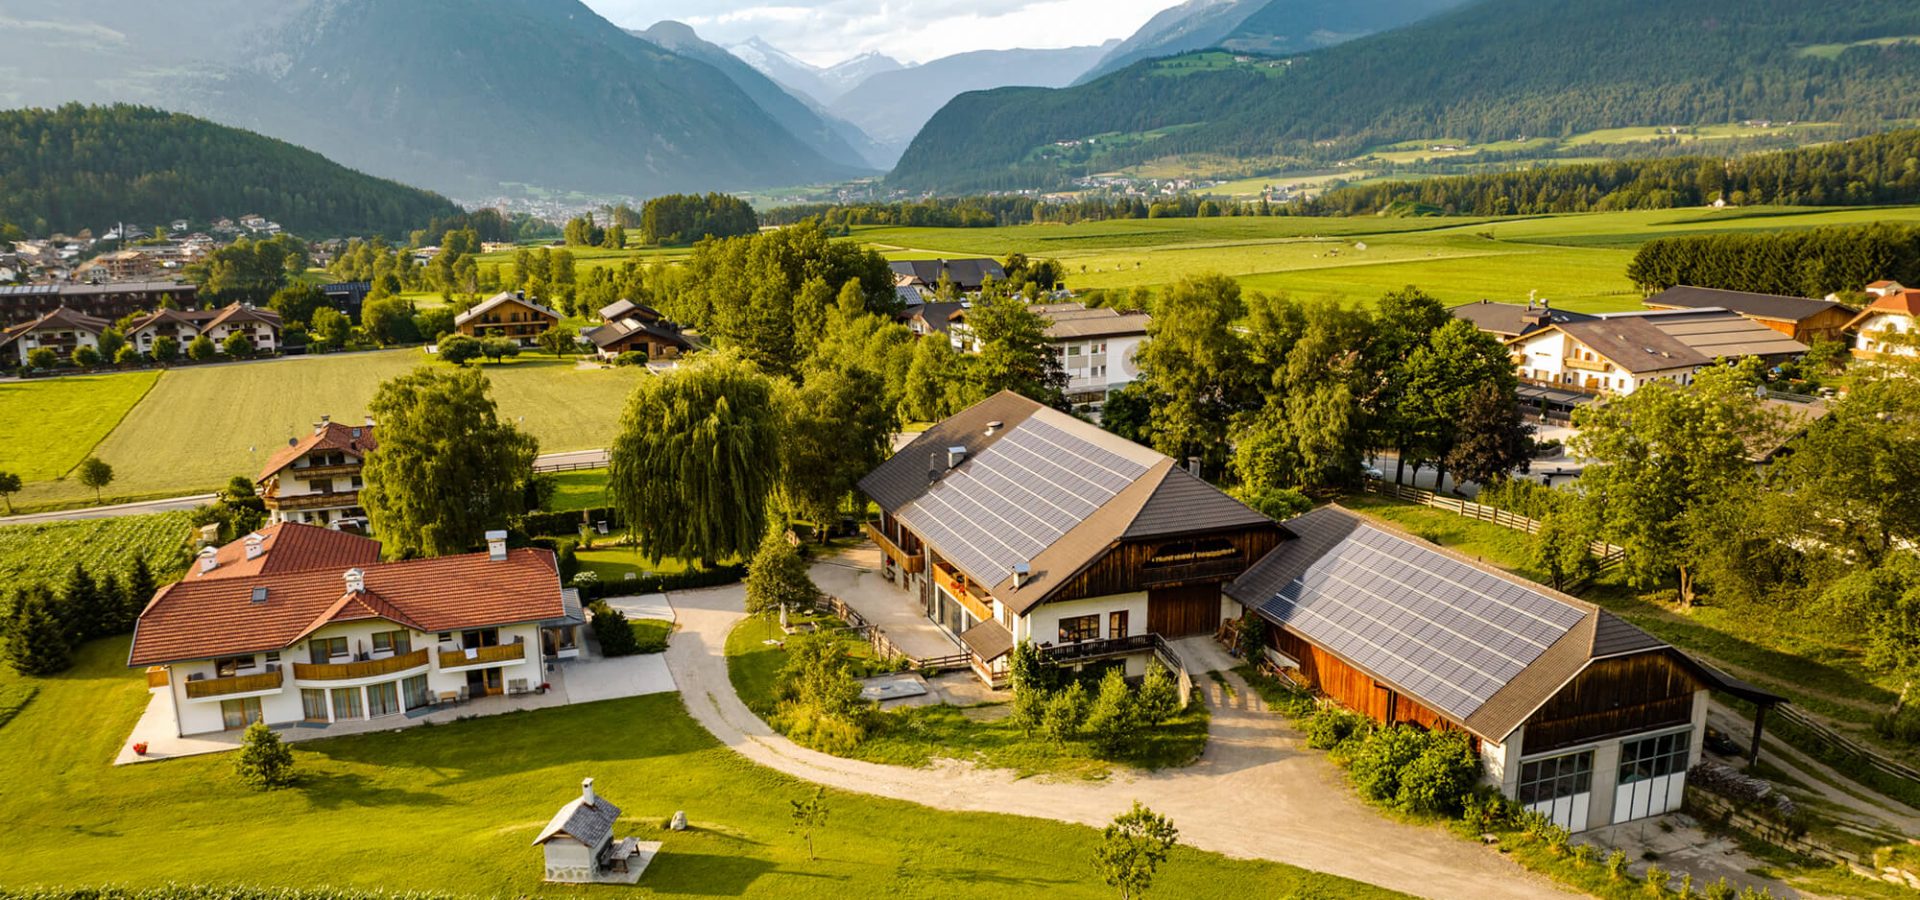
[634,851,790,896]
[296,771,460,811]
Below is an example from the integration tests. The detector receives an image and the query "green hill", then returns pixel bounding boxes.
[0,104,462,238]
[891,0,1920,193]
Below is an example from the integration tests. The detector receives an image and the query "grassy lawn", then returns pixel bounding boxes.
[1,638,1397,898]
[631,617,673,653]
[541,468,609,512]
[0,371,158,483]
[726,616,1208,780]
[0,510,195,596]
[574,546,704,584]
[9,352,644,510]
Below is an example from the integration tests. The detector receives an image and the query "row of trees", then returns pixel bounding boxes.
[6,560,158,675]
[765,194,1285,232]
[1627,223,1920,296]
[639,193,758,246]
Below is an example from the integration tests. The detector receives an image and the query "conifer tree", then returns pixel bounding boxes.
[6,586,72,676]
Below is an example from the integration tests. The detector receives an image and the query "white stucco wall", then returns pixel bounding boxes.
[1855,312,1916,356]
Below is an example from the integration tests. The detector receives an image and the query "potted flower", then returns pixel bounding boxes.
[132,741,149,756]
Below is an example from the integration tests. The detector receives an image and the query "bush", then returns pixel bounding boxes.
[438,334,483,366]
[1605,849,1629,881]
[745,529,820,617]
[590,603,639,656]
[186,335,216,361]
[1084,667,1141,755]
[1304,705,1365,750]
[1346,725,1427,803]
[233,720,295,789]
[1394,730,1481,815]
[615,350,648,366]
[1571,843,1597,867]
[1042,681,1090,744]
[1874,704,1920,744]
[1642,864,1668,896]
[26,346,58,370]
[769,632,873,753]
[1136,661,1180,725]
[1233,485,1313,521]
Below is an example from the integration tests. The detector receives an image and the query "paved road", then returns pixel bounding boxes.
[662,568,1571,900]
[2,448,616,527]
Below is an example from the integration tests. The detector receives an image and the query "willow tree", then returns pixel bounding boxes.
[609,353,781,565]
[360,366,539,557]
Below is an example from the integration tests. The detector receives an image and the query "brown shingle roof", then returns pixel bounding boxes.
[1450,300,1595,338]
[1644,285,1848,323]
[185,523,381,582]
[0,306,110,346]
[454,291,560,327]
[129,546,563,666]
[257,420,378,483]
[1552,317,1708,372]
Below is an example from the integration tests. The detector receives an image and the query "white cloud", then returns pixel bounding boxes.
[584,0,1172,66]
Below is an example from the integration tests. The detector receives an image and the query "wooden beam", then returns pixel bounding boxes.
[1748,704,1768,769]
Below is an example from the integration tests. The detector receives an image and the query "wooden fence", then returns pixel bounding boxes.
[1773,704,1920,789]
[819,594,971,672]
[1362,478,1626,570]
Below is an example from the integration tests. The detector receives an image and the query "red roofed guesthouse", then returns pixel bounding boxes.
[256,416,378,529]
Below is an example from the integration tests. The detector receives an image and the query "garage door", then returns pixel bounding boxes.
[1147,584,1220,637]
[1613,731,1690,824]
[1519,750,1593,832]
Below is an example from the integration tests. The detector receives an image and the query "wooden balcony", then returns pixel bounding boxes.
[1137,556,1248,588]
[265,490,361,511]
[438,642,526,670]
[183,668,283,699]
[292,648,428,681]
[864,521,924,574]
[285,463,362,480]
[931,563,994,622]
[1564,355,1612,373]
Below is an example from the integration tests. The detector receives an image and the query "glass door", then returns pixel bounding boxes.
[220,697,263,730]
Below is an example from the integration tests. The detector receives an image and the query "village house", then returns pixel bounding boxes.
[126,304,284,355]
[0,281,198,326]
[128,526,581,737]
[1502,308,1805,396]
[1032,302,1151,410]
[1642,285,1855,343]
[256,417,378,529]
[453,291,561,346]
[583,299,693,361]
[1448,299,1596,341]
[898,299,965,339]
[74,249,166,283]
[859,392,1286,685]
[889,258,1007,293]
[0,306,109,365]
[1847,283,1918,360]
[1226,505,1782,833]
[532,778,656,884]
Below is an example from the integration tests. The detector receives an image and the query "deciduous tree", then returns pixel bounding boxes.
[76,456,113,503]
[0,470,20,514]
[1136,274,1256,474]
[745,529,820,617]
[1094,802,1179,900]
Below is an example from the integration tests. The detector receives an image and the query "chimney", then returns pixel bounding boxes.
[581,777,597,807]
[198,546,219,573]
[985,420,1003,436]
[364,415,375,427]
[486,529,508,562]
[313,414,331,435]
[1013,562,1031,589]
[946,446,967,470]
[343,567,365,593]
[243,534,265,561]
[1186,456,1201,476]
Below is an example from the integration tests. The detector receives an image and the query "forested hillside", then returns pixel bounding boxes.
[1308,128,1920,215]
[892,0,1920,192]
[0,105,462,238]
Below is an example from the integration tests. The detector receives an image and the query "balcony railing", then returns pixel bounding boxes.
[286,463,362,480]
[1136,556,1247,588]
[183,668,284,699]
[438,641,526,670]
[293,648,428,681]
[1564,355,1612,373]
[864,521,924,574]
[265,490,361,511]
[931,563,994,621]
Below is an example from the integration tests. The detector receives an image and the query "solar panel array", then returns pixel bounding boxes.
[1256,527,1587,720]
[897,418,1151,588]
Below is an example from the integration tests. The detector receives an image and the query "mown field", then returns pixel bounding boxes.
[0,638,1398,899]
[6,352,645,510]
[0,372,158,484]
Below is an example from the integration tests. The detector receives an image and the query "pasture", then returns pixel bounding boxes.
[7,352,645,510]
[0,372,158,483]
[0,638,1396,899]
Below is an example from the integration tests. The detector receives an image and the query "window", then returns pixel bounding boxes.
[220,697,263,730]
[371,630,411,656]
[367,681,402,717]
[1619,731,1691,785]
[301,689,329,722]
[1109,610,1130,640]
[402,674,432,709]
[309,637,348,664]
[331,687,363,720]
[264,652,280,665]
[1518,750,1593,806]
[213,655,254,677]
[1058,615,1099,643]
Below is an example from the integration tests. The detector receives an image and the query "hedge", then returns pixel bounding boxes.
[570,564,746,602]
[519,506,624,537]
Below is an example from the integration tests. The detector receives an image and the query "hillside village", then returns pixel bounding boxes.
[7,2,1920,900]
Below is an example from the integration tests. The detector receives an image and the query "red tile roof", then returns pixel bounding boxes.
[1847,290,1920,330]
[185,522,382,581]
[257,420,378,482]
[130,547,564,666]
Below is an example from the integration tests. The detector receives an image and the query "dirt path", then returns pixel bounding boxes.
[663,582,1572,900]
[1708,704,1920,837]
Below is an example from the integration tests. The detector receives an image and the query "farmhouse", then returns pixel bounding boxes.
[256,417,377,529]
[1226,506,1782,833]
[128,526,578,737]
[889,258,1007,293]
[858,391,1285,685]
[453,291,561,346]
[584,299,692,361]
[1847,287,1918,360]
[1642,285,1855,343]
[0,306,109,365]
[1505,308,1806,396]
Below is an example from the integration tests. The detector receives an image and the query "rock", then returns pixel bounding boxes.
[669,810,687,831]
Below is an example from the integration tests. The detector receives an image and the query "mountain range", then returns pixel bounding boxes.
[891,0,1920,193]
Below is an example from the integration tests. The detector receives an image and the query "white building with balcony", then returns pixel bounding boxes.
[256,417,377,528]
[129,526,580,737]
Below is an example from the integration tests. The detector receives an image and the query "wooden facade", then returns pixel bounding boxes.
[1521,652,1700,754]
[1050,526,1286,607]
[1269,627,1460,734]
[1146,583,1220,638]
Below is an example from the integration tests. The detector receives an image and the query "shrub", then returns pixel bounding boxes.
[1462,789,1518,833]
[1393,730,1481,815]
[1642,864,1668,896]
[1605,849,1629,881]
[1346,725,1427,803]
[1041,680,1090,744]
[1010,678,1049,736]
[186,334,216,361]
[1541,823,1571,857]
[1084,667,1141,756]
[590,602,639,656]
[615,350,648,366]
[770,632,872,752]
[438,334,483,366]
[26,346,58,370]
[745,528,820,617]
[1304,705,1365,750]
[1571,843,1597,867]
[1237,614,1268,665]
[1234,485,1313,521]
[113,345,141,366]
[70,345,101,368]
[1136,661,1180,725]
[1704,877,1737,900]
[233,721,295,789]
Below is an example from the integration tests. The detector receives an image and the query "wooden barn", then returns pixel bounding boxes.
[1227,506,1781,832]
[859,391,1284,685]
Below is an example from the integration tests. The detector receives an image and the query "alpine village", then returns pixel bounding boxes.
[7,1,1920,899]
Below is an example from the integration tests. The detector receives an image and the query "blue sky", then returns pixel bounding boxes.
[580,0,1172,66]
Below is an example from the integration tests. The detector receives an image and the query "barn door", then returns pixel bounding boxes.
[1147,584,1220,637]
